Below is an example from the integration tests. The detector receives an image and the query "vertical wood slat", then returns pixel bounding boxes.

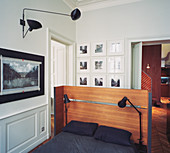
[55,86,149,145]
[54,86,64,135]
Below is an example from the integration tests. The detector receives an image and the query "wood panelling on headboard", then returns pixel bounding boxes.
[54,86,149,146]
[54,86,64,135]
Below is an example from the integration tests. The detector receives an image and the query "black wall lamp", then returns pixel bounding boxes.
[64,94,71,125]
[20,8,81,38]
[118,96,143,145]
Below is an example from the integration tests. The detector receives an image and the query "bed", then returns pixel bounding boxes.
[33,86,150,153]
[33,120,138,153]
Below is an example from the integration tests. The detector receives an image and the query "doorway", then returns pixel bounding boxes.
[131,40,170,105]
[51,40,66,113]
[130,38,170,152]
[142,44,161,106]
[50,40,67,137]
[47,29,75,138]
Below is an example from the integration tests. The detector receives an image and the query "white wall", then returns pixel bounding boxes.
[77,0,170,40]
[0,0,76,152]
[76,0,170,88]
[0,0,76,119]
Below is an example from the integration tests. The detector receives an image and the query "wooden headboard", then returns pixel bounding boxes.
[54,86,150,146]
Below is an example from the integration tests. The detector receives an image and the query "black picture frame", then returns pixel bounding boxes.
[0,48,44,104]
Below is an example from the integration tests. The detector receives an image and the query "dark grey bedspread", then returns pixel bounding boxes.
[33,132,138,153]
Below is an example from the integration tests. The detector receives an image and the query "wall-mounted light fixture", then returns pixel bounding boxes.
[20,8,81,38]
[146,64,150,69]
[64,94,71,125]
[118,96,143,145]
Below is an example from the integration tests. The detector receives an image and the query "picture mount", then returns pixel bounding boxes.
[0,48,44,104]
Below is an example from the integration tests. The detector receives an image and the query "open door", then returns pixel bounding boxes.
[51,40,75,136]
[131,42,142,89]
[50,40,66,137]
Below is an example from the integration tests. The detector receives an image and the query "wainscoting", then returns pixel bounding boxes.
[0,105,48,153]
[29,115,54,153]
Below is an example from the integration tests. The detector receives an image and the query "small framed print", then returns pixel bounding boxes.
[77,74,90,86]
[77,58,90,73]
[91,57,106,73]
[107,40,124,55]
[91,41,106,56]
[107,75,124,88]
[91,75,106,87]
[107,57,115,73]
[77,43,90,57]
[115,56,124,73]
[107,56,124,73]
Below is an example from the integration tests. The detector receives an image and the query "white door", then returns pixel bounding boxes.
[51,41,66,115]
[131,42,142,89]
[67,45,75,86]
[51,41,66,88]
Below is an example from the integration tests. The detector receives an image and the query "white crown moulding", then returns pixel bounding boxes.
[63,0,142,12]
[63,0,77,9]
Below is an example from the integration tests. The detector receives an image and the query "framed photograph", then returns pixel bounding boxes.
[107,75,124,88]
[115,56,124,73]
[77,58,90,73]
[91,57,106,73]
[77,74,90,86]
[0,48,44,104]
[107,56,124,73]
[77,43,90,57]
[91,41,106,56]
[2,57,41,94]
[107,57,115,73]
[91,75,106,87]
[107,40,124,55]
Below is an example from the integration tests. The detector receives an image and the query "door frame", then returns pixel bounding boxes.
[127,36,170,89]
[127,36,170,153]
[46,28,75,137]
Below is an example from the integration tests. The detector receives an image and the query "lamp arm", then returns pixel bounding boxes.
[65,103,68,125]
[20,12,25,38]
[127,98,143,144]
[23,28,29,38]
[139,112,143,144]
[21,8,70,38]
[127,99,141,114]
[23,8,70,17]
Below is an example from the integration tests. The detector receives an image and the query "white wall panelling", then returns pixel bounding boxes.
[0,121,6,153]
[0,125,2,153]
[0,105,47,153]
[39,110,46,135]
[7,115,37,152]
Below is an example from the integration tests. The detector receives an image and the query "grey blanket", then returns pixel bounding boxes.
[33,132,138,153]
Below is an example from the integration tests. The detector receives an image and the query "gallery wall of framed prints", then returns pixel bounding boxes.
[76,40,125,88]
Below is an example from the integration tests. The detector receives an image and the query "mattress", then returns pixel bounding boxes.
[32,132,138,153]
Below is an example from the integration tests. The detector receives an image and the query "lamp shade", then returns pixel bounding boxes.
[71,8,81,20]
[27,19,42,31]
[64,94,70,104]
[118,96,128,108]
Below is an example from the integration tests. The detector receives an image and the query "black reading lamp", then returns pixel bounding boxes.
[20,8,81,38]
[64,94,70,125]
[118,96,143,145]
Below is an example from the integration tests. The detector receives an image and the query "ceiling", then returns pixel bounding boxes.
[63,0,142,11]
